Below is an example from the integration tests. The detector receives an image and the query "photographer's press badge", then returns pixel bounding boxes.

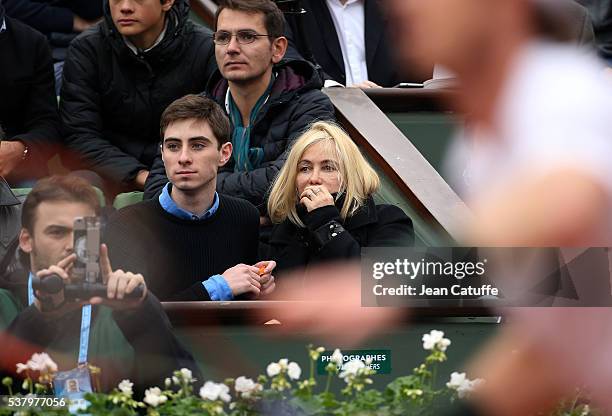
[28,274,94,412]
[53,365,93,412]
[52,303,94,413]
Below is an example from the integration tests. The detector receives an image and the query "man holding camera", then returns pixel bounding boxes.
[0,175,199,391]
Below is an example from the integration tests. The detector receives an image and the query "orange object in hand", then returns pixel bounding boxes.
[258,263,268,276]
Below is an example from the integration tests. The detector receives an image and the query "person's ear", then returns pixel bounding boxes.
[161,0,175,13]
[19,228,33,254]
[271,36,288,64]
[219,142,233,167]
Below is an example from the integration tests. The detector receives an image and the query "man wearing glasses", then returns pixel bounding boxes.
[145,0,335,219]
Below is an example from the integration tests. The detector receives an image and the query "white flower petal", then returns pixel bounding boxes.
[266,362,281,377]
[287,362,301,380]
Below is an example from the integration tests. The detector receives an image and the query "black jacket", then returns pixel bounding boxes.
[59,0,217,185]
[0,13,60,181]
[0,178,23,263]
[268,196,414,275]
[284,0,430,87]
[144,59,336,211]
[3,0,101,35]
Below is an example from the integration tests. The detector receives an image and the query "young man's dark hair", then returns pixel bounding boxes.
[21,175,100,233]
[160,94,231,149]
[214,0,285,39]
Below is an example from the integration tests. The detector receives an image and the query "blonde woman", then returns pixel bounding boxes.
[267,121,414,273]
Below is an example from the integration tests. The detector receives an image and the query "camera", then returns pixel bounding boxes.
[32,217,143,303]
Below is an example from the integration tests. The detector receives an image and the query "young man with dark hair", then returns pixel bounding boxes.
[105,95,276,302]
[145,0,336,215]
[0,0,61,184]
[60,0,217,195]
[0,175,199,390]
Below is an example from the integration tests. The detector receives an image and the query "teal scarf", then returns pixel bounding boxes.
[228,75,275,172]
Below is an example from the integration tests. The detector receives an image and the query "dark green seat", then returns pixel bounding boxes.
[113,192,144,210]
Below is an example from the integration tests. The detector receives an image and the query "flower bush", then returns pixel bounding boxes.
[0,330,597,415]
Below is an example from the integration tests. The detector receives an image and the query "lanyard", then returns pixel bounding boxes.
[28,273,92,364]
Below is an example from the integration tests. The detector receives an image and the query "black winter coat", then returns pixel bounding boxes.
[268,196,414,275]
[59,0,217,185]
[144,59,336,211]
[0,13,60,181]
[284,0,431,86]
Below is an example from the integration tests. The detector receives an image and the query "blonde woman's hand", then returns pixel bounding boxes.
[300,185,334,212]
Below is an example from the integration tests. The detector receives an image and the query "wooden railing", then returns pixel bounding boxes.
[162,301,494,326]
[324,88,472,243]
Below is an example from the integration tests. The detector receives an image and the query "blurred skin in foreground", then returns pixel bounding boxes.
[262,0,612,415]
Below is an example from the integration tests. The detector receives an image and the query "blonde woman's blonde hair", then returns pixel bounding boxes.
[267,121,380,227]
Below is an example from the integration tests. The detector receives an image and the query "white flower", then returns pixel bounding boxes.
[118,379,133,396]
[266,362,281,377]
[438,337,451,352]
[172,376,179,385]
[446,372,483,398]
[422,330,451,351]
[278,358,289,369]
[365,357,373,366]
[200,381,231,403]
[164,378,172,388]
[339,359,365,380]
[287,362,301,380]
[22,353,58,374]
[330,349,344,366]
[581,405,591,416]
[16,363,28,374]
[235,376,262,398]
[179,368,193,382]
[143,387,167,407]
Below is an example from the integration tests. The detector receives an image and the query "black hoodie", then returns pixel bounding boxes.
[144,59,336,211]
[59,0,217,185]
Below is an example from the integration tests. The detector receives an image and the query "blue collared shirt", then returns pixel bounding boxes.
[158,183,233,301]
[159,183,220,220]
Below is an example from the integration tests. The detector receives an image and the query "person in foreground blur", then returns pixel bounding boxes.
[105,95,276,301]
[386,0,612,415]
[0,175,199,391]
[266,121,414,274]
[389,0,612,246]
[263,0,612,414]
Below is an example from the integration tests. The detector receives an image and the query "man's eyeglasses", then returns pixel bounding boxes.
[213,30,273,45]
